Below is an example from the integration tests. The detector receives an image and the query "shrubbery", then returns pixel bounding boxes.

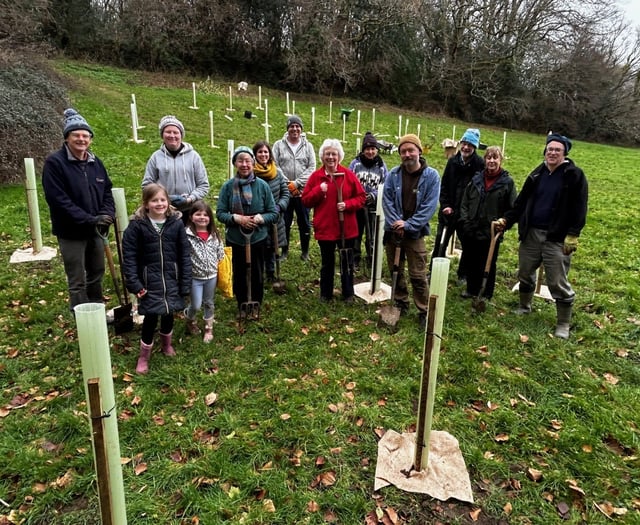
[0,50,69,184]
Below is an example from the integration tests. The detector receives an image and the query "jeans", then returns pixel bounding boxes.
[186,277,217,320]
[284,197,310,253]
[58,235,105,311]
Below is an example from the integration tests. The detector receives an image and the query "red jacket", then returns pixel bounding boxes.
[302,164,366,241]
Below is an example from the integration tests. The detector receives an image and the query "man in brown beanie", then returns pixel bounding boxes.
[382,134,440,328]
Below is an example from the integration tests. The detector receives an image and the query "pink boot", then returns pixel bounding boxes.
[203,317,214,343]
[159,331,176,356]
[136,340,153,374]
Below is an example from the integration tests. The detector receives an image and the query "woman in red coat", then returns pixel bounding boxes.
[302,139,366,302]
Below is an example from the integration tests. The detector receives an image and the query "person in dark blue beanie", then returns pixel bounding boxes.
[494,132,588,340]
[42,108,115,312]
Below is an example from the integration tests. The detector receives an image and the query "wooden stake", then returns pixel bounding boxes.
[88,378,114,525]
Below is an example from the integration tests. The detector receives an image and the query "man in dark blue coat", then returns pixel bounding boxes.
[43,108,115,311]
[495,133,588,339]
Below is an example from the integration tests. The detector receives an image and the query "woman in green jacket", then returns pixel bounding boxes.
[216,146,278,316]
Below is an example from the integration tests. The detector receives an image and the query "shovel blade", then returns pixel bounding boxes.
[472,296,486,313]
[272,280,287,295]
[113,304,134,334]
[378,305,401,332]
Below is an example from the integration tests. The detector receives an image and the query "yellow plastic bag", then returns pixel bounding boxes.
[217,246,233,298]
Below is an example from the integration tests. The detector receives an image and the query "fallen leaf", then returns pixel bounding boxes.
[527,467,543,481]
[369,332,380,341]
[262,499,276,512]
[519,334,529,343]
[494,433,509,442]
[204,392,218,406]
[469,508,481,521]
[280,413,291,420]
[51,469,74,489]
[134,463,147,475]
[603,373,619,385]
[503,502,512,515]
[131,395,141,406]
[306,500,320,512]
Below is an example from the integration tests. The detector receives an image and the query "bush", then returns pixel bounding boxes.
[0,50,70,184]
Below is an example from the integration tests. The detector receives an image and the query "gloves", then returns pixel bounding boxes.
[288,181,300,197]
[95,214,113,226]
[365,193,374,206]
[563,235,579,255]
[170,194,187,207]
[492,218,507,232]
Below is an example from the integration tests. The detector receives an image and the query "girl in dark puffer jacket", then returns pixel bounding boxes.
[122,183,192,374]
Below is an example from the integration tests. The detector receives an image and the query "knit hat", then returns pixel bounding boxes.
[159,115,185,137]
[63,108,93,138]
[546,133,572,154]
[459,128,480,149]
[286,115,303,129]
[362,132,378,151]
[232,146,255,164]
[398,134,422,153]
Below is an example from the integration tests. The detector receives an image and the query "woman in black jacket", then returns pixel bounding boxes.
[122,183,192,374]
[459,146,516,303]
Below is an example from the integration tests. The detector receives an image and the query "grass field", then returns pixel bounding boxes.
[0,60,639,524]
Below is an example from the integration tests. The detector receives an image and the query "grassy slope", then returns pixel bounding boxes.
[0,61,639,524]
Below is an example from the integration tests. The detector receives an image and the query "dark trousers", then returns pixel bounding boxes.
[464,236,501,299]
[354,206,375,266]
[430,218,469,279]
[141,314,174,345]
[58,234,105,311]
[318,238,355,300]
[284,197,310,254]
[231,239,266,309]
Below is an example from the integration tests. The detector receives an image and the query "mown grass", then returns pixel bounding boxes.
[1,60,639,524]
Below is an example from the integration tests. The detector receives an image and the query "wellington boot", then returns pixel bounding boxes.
[203,317,214,344]
[136,341,153,374]
[514,291,534,314]
[186,317,200,335]
[554,302,573,340]
[159,331,176,356]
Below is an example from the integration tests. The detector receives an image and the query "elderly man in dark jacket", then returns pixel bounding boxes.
[42,108,115,312]
[495,133,588,339]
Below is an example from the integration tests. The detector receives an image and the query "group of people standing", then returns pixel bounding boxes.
[41,107,588,376]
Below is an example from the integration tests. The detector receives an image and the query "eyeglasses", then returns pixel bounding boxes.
[546,147,564,153]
